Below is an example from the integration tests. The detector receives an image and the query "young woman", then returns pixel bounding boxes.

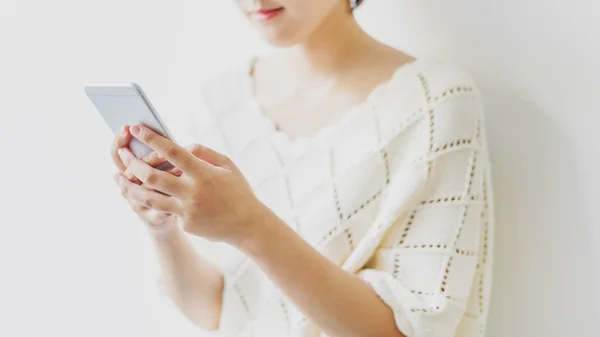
[110,1,494,336]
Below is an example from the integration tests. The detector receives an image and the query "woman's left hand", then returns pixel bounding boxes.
[115,124,266,245]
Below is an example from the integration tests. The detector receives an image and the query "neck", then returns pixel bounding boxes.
[285,7,373,75]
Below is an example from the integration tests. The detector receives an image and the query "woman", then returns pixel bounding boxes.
[111,0,494,336]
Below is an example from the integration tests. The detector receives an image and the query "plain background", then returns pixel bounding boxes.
[1,0,599,336]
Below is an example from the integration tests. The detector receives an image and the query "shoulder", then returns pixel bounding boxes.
[417,59,484,146]
[411,58,484,139]
[386,57,482,100]
[380,57,484,126]
[373,58,487,163]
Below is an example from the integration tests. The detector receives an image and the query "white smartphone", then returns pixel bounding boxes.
[84,82,175,171]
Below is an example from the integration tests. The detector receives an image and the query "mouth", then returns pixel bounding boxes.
[251,7,284,22]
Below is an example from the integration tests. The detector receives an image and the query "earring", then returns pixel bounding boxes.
[350,0,362,10]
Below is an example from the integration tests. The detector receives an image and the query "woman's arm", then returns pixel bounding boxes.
[150,225,224,330]
[111,125,224,330]
[239,205,406,337]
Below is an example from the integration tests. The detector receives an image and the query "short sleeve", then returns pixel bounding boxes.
[153,239,254,337]
[210,243,258,336]
[356,86,489,337]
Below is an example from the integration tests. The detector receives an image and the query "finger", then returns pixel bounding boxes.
[125,151,175,184]
[128,197,148,213]
[126,193,173,230]
[165,166,183,177]
[144,150,169,168]
[115,173,183,215]
[129,124,210,174]
[187,143,232,169]
[110,125,132,172]
[141,182,171,196]
[124,167,142,185]
[130,152,183,184]
[117,147,187,198]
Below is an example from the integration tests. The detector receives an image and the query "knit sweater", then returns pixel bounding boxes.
[158,57,495,337]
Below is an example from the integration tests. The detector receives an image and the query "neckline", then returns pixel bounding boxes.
[241,56,420,145]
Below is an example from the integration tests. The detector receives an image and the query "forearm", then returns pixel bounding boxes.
[150,224,223,330]
[240,207,405,337]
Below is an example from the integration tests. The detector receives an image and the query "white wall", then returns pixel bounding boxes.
[1,0,598,336]
[1,1,259,336]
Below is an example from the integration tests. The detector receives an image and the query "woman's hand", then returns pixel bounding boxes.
[110,124,181,184]
[110,125,134,173]
[114,172,180,235]
[111,125,183,235]
[114,124,267,245]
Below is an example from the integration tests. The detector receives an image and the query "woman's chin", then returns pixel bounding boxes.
[256,27,302,48]
[263,35,299,48]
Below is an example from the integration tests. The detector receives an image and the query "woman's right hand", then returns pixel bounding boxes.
[110,125,182,235]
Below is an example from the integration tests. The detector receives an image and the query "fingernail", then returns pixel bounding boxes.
[118,148,126,160]
[130,125,141,136]
[121,126,128,136]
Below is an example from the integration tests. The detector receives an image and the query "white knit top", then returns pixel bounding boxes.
[159,57,495,337]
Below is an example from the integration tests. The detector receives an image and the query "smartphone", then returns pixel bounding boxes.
[84,82,175,171]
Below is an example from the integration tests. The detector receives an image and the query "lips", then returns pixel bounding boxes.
[252,7,283,22]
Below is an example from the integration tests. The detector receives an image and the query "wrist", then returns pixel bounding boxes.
[147,220,182,242]
[236,202,286,257]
